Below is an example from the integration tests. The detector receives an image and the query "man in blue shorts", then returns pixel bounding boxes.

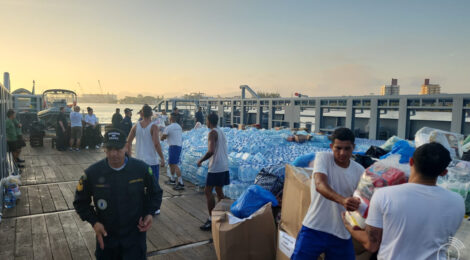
[197,113,229,231]
[291,128,365,260]
[161,115,184,190]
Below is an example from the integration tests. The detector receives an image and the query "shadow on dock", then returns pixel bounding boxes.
[0,138,216,260]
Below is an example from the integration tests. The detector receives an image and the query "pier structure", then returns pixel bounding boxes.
[157,90,470,140]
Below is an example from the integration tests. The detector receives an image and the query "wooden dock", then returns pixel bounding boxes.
[0,138,217,260]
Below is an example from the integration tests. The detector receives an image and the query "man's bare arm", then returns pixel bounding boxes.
[151,125,165,164]
[126,125,137,156]
[314,173,360,211]
[198,130,217,165]
[342,214,382,253]
[364,225,382,252]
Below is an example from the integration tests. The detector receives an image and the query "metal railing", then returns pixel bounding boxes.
[1,82,13,211]
[159,93,470,140]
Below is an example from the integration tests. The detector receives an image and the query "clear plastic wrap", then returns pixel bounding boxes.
[415,127,464,159]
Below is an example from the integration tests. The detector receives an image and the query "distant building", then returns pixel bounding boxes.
[380,78,400,96]
[3,72,10,91]
[420,78,441,95]
[79,93,117,103]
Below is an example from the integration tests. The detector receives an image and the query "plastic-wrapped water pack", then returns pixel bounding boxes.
[415,127,464,159]
[438,160,470,213]
[161,127,385,199]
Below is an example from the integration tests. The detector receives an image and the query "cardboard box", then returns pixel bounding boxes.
[212,199,234,216]
[276,165,313,260]
[279,165,313,237]
[276,227,296,260]
[212,202,277,260]
[276,165,373,260]
[294,135,310,143]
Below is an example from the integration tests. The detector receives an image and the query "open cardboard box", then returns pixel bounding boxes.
[212,199,277,260]
[276,165,373,260]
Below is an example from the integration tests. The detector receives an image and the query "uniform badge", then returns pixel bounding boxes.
[97,199,108,210]
[76,177,85,191]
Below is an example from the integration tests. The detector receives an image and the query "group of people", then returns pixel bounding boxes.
[56,106,103,151]
[5,109,26,168]
[73,104,227,259]
[111,108,133,136]
[5,101,465,259]
[71,106,464,260]
[291,127,465,260]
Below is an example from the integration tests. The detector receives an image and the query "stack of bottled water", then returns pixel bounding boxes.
[161,127,384,199]
[3,175,21,209]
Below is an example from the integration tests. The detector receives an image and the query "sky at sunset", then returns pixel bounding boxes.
[1,0,469,98]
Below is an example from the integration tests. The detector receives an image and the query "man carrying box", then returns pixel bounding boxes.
[343,142,465,260]
[291,128,365,260]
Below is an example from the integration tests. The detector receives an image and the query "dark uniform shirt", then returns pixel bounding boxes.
[120,116,132,136]
[195,111,204,124]
[57,112,67,132]
[73,156,163,248]
[171,112,183,127]
[112,113,123,129]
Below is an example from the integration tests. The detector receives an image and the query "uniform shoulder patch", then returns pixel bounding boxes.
[76,175,86,192]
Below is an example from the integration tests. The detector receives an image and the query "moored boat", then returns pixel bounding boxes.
[37,89,77,129]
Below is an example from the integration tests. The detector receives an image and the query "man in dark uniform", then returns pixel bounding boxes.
[112,108,123,129]
[73,128,163,260]
[171,107,183,127]
[56,107,68,151]
[195,107,204,125]
[120,108,133,136]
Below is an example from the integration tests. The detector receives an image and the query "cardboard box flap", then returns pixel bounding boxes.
[280,165,313,237]
[212,202,276,260]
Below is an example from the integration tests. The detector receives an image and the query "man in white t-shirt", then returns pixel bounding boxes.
[343,142,465,260]
[161,115,184,190]
[292,127,365,260]
[69,106,83,151]
[84,107,100,149]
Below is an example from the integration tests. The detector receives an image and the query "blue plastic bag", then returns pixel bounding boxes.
[230,184,279,218]
[380,140,415,164]
[292,153,316,167]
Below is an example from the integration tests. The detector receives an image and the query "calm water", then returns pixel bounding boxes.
[79,103,148,124]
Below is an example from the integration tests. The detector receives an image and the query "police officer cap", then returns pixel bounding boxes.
[104,128,127,149]
[124,108,133,113]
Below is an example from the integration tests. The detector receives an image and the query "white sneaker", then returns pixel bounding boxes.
[85,146,89,150]
[95,145,100,149]
[68,147,73,151]
[154,209,161,215]
[75,148,80,151]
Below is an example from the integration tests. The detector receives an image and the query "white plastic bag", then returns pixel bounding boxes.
[415,127,464,159]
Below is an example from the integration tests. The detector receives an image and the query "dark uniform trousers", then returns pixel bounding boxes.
[95,232,146,260]
[73,157,162,260]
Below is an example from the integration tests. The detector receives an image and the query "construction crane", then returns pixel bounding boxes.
[98,80,104,94]
[76,82,84,94]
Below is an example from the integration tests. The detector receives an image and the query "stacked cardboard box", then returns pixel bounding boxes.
[212,199,277,260]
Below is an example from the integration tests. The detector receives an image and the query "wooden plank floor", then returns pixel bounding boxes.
[0,138,216,260]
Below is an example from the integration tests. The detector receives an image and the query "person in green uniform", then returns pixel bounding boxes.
[6,109,24,168]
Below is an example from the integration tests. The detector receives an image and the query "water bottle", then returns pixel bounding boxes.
[4,191,17,209]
